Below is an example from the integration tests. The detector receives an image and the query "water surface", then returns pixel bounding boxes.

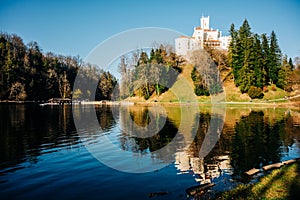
[1,104,300,199]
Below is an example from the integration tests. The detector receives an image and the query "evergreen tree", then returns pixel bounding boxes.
[232,37,244,85]
[253,34,264,88]
[269,31,282,84]
[149,48,156,63]
[288,58,294,70]
[238,36,256,93]
[239,19,251,43]
[227,21,286,92]
[228,24,236,68]
[261,34,270,85]
[277,55,292,90]
[191,67,209,96]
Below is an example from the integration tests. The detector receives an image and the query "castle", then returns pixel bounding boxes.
[175,16,231,56]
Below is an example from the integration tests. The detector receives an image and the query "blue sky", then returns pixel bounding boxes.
[1,0,300,60]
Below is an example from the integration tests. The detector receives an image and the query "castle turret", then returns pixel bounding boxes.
[200,16,210,30]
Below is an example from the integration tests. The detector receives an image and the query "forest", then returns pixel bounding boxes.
[117,45,184,100]
[227,19,299,98]
[189,19,300,99]
[0,33,117,101]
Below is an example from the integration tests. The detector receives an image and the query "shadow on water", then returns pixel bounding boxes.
[0,104,78,173]
[231,111,282,178]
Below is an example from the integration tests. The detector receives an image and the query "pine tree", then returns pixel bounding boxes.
[238,36,255,93]
[288,58,294,70]
[149,48,156,63]
[239,19,251,43]
[228,24,237,73]
[269,31,282,84]
[232,37,244,85]
[253,34,263,88]
[261,34,270,85]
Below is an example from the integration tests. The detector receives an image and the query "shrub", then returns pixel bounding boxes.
[271,85,277,91]
[263,86,268,93]
[248,86,264,99]
[284,85,293,92]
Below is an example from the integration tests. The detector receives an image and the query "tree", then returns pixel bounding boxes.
[295,57,300,70]
[73,88,83,99]
[117,45,181,100]
[248,86,264,99]
[227,21,285,91]
[232,37,244,85]
[288,58,294,70]
[59,71,71,99]
[253,34,264,88]
[239,19,251,40]
[118,55,133,98]
[96,71,118,100]
[9,82,27,101]
[277,56,292,90]
[269,31,282,84]
[261,34,270,85]
[238,36,256,93]
[191,67,209,96]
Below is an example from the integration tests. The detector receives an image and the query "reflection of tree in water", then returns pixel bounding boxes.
[231,111,283,176]
[95,105,116,130]
[118,106,185,161]
[175,109,300,185]
[0,104,77,171]
[189,113,211,157]
[188,112,232,163]
[134,120,179,152]
[282,111,300,146]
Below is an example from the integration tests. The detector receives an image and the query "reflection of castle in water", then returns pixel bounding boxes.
[175,151,233,184]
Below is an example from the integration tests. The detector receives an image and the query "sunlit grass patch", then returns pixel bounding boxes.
[216,162,300,200]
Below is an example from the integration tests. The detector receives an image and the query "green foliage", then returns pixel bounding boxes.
[269,31,282,84]
[261,34,270,85]
[228,20,283,93]
[191,67,209,96]
[247,86,264,99]
[95,71,118,100]
[0,32,117,101]
[118,45,183,100]
[276,55,293,90]
[288,58,294,70]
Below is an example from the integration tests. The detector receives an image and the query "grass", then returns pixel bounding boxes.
[216,161,300,200]
[127,64,297,104]
[262,84,288,101]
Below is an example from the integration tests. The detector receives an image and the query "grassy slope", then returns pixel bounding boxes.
[130,64,297,103]
[216,161,300,200]
[156,63,199,102]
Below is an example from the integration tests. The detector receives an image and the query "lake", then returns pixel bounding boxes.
[1,103,300,199]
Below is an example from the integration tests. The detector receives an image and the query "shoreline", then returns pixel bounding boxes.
[1,100,299,108]
[216,160,300,200]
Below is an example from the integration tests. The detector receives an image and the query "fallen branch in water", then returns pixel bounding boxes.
[186,182,215,196]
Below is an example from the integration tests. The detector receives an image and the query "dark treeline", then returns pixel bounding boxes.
[0,33,117,101]
[118,45,184,100]
[228,20,298,98]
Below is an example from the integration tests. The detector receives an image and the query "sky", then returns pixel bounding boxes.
[1,0,300,61]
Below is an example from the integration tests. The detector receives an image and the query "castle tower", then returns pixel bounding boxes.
[200,16,210,30]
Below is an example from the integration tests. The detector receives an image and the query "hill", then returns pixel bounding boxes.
[128,63,300,104]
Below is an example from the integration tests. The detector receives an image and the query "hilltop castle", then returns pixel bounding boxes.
[175,16,231,56]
